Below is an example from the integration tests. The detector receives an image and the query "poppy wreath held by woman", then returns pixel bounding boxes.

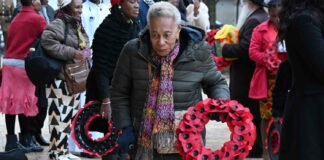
[176,98,256,160]
[266,117,283,160]
[71,101,120,157]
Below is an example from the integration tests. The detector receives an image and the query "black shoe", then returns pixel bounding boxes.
[31,135,45,152]
[19,133,44,153]
[5,134,18,152]
[34,133,49,146]
[16,142,32,153]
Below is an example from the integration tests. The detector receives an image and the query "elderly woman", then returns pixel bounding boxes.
[41,0,89,159]
[110,2,229,159]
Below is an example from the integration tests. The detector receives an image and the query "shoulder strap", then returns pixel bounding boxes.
[63,20,69,44]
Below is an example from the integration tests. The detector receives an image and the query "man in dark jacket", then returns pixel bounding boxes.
[221,0,268,158]
[39,0,55,23]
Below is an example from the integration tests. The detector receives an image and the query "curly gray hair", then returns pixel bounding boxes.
[147,1,181,26]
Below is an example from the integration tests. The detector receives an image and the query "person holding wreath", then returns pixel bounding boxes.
[109,2,229,159]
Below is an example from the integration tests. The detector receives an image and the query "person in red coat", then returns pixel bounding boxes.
[248,0,284,159]
[0,0,46,153]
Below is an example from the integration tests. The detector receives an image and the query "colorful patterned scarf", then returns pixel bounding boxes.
[135,43,180,160]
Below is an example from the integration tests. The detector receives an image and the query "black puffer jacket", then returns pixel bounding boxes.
[86,6,140,101]
[110,26,230,131]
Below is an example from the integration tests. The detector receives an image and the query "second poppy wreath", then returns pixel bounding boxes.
[176,98,256,160]
[71,101,120,157]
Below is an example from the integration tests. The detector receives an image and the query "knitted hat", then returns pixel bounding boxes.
[250,0,265,6]
[111,0,120,6]
[58,0,72,8]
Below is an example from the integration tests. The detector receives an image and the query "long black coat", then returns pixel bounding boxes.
[221,8,268,158]
[279,10,324,160]
[86,6,140,101]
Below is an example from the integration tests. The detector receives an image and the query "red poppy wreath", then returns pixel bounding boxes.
[71,101,119,157]
[176,98,256,160]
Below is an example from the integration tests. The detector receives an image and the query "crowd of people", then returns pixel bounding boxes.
[0,0,322,160]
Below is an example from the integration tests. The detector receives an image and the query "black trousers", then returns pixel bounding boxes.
[30,85,48,134]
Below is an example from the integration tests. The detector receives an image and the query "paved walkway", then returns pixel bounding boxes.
[0,75,262,160]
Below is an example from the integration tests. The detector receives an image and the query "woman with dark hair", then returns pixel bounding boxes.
[278,0,324,159]
[86,0,139,115]
[85,0,139,158]
[0,0,45,153]
[41,0,89,159]
[248,0,282,159]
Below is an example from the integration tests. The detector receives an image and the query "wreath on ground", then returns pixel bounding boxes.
[71,101,119,157]
[176,98,256,160]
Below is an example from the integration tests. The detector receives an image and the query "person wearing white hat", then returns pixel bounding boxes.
[41,0,89,159]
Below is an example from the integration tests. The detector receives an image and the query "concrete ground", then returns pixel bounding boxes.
[0,73,262,159]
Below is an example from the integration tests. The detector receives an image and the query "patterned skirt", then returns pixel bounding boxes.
[46,79,80,159]
[259,72,277,119]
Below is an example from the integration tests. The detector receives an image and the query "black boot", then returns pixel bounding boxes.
[34,133,49,146]
[5,134,30,153]
[19,133,44,152]
[5,134,18,151]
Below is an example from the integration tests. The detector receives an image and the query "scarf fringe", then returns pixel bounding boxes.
[135,146,153,160]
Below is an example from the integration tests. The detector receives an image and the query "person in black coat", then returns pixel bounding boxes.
[272,60,291,119]
[278,0,324,159]
[220,0,268,158]
[85,0,140,159]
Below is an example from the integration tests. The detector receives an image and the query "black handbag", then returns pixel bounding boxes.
[25,23,68,86]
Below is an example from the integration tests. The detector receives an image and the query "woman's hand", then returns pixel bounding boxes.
[74,50,85,60]
[100,98,112,121]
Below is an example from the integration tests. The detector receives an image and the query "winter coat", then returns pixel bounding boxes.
[249,20,278,99]
[138,0,152,30]
[5,6,46,60]
[86,6,140,101]
[110,26,230,132]
[45,5,55,22]
[41,15,89,79]
[272,60,291,118]
[186,2,210,32]
[221,7,268,158]
[279,10,324,160]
